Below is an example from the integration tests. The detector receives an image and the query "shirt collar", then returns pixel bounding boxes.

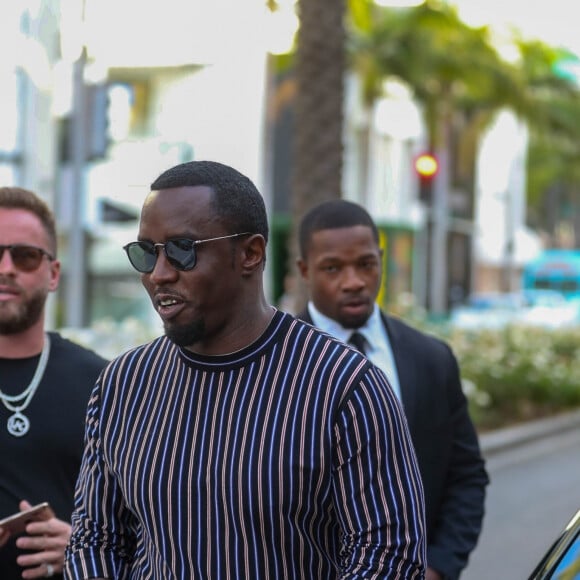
[307,302,383,347]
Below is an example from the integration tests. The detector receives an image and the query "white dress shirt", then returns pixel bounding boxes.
[307,302,402,401]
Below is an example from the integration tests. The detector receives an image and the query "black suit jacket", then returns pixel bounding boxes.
[298,309,489,580]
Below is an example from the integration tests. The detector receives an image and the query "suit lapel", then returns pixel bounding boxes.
[382,313,418,428]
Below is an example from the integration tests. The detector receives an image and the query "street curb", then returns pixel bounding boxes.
[479,409,580,457]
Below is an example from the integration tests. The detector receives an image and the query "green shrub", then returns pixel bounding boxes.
[64,311,580,433]
[387,295,580,430]
[443,324,580,430]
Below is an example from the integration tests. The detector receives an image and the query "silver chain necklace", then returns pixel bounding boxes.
[0,333,50,437]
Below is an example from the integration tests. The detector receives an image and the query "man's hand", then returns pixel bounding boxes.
[14,500,71,579]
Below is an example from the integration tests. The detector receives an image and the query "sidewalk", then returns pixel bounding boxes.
[479,408,580,456]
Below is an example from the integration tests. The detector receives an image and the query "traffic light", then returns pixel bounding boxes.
[58,83,110,164]
[414,153,438,203]
[415,153,438,178]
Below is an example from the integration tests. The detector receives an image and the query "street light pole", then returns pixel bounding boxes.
[429,144,449,315]
[64,46,88,328]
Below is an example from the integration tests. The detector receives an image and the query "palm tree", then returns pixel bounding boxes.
[273,0,580,310]
[349,0,527,311]
[516,39,580,245]
[286,0,347,310]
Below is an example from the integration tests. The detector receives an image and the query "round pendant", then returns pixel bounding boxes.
[7,412,30,437]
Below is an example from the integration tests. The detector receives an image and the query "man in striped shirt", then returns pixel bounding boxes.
[64,160,426,579]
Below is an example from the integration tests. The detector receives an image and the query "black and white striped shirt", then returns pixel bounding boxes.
[65,310,426,579]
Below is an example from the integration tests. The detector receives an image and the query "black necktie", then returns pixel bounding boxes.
[348,331,367,355]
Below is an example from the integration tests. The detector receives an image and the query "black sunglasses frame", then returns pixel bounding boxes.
[0,244,55,272]
[123,232,251,273]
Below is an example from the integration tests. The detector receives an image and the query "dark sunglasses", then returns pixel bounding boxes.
[123,232,251,273]
[0,244,54,272]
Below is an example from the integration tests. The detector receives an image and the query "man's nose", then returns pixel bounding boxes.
[341,267,365,290]
[148,250,179,282]
[0,248,15,272]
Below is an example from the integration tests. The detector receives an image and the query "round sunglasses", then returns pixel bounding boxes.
[0,244,55,272]
[123,232,251,273]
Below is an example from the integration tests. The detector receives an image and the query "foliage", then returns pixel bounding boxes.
[390,293,580,431]
[517,38,580,237]
[347,1,580,243]
[452,325,580,430]
[61,312,580,434]
[348,0,525,140]
[432,321,580,431]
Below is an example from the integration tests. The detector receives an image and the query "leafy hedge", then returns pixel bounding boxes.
[62,314,580,432]
[436,324,580,431]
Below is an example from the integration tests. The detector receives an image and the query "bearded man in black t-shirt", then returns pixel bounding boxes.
[0,187,108,579]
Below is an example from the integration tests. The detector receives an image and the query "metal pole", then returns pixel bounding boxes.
[503,189,515,292]
[429,145,449,315]
[64,47,87,328]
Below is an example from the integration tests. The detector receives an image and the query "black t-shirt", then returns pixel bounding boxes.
[0,332,108,579]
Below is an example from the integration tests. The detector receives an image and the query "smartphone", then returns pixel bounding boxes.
[0,502,55,536]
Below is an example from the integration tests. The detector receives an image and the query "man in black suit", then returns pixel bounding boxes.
[296,199,488,580]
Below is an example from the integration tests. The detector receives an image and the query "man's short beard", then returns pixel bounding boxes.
[0,291,45,335]
[164,319,205,348]
[338,313,371,330]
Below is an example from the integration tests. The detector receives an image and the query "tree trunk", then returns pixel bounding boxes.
[288,0,346,312]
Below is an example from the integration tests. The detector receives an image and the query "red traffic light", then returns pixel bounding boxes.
[414,153,438,178]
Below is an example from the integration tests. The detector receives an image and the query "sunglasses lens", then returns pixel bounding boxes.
[125,242,156,273]
[10,247,44,272]
[124,239,197,273]
[166,239,197,271]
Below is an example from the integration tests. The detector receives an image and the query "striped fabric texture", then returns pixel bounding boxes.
[65,311,426,579]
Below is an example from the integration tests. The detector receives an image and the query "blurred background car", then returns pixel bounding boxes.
[450,289,580,330]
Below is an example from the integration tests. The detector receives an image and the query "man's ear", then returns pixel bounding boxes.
[296,257,308,280]
[48,259,61,292]
[240,234,267,275]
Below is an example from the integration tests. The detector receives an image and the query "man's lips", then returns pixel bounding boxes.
[340,299,370,315]
[0,284,20,301]
[154,292,186,320]
[341,298,369,308]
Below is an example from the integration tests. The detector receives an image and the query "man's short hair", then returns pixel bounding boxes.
[0,186,57,255]
[298,200,379,258]
[151,160,269,243]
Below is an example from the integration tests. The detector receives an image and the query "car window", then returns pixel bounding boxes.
[529,510,580,579]
[550,532,580,579]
